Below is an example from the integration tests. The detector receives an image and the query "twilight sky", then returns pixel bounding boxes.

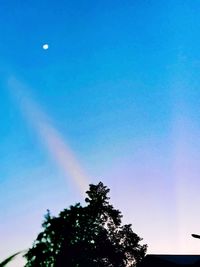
[1,0,200,265]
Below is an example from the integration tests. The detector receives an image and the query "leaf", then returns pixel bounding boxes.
[0,252,22,267]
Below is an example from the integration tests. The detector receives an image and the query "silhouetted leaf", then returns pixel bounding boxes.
[0,252,21,267]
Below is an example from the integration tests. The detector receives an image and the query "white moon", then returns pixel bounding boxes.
[42,44,49,50]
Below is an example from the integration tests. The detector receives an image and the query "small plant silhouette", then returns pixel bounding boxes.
[0,252,21,267]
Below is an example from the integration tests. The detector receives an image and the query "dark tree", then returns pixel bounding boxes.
[24,182,147,266]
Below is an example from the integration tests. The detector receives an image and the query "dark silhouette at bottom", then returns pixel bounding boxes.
[24,182,147,266]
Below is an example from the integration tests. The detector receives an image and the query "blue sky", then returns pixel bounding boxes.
[1,0,200,264]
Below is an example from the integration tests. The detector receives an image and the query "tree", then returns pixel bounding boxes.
[24,182,147,266]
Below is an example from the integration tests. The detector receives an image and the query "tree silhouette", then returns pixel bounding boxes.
[24,182,147,266]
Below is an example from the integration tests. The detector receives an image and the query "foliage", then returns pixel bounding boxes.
[24,182,147,266]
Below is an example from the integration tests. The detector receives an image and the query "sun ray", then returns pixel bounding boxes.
[7,77,89,195]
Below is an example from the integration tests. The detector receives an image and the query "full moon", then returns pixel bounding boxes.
[42,44,49,50]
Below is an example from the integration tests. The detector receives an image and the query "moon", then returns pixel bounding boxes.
[42,44,49,50]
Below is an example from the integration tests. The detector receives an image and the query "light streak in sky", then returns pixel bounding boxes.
[7,77,89,195]
[169,65,200,253]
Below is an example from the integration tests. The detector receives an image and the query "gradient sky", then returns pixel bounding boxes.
[1,0,200,265]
